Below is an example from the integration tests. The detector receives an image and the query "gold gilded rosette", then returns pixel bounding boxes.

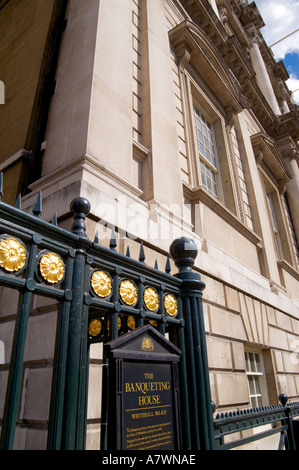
[40,253,65,284]
[91,271,112,298]
[89,319,102,337]
[164,294,178,317]
[144,287,159,312]
[0,238,26,272]
[119,280,137,306]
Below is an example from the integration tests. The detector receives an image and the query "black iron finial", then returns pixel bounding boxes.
[165,255,171,274]
[169,236,198,273]
[109,227,117,251]
[70,197,91,237]
[279,393,288,406]
[139,241,145,263]
[32,191,42,218]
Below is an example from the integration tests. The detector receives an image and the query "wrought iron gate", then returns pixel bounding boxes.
[0,182,214,450]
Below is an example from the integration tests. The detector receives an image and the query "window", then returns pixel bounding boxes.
[194,106,220,198]
[230,125,254,231]
[266,192,283,259]
[245,351,268,408]
[283,195,299,266]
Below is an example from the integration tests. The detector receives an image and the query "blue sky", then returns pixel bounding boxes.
[253,0,299,104]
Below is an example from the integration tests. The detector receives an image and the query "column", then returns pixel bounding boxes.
[249,37,281,116]
[285,155,299,244]
[140,0,183,207]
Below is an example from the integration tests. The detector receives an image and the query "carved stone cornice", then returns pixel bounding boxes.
[276,135,299,163]
[240,2,264,31]
[251,132,291,182]
[169,20,244,111]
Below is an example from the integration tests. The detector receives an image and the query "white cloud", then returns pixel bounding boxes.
[253,0,299,102]
[254,0,299,59]
[286,74,299,104]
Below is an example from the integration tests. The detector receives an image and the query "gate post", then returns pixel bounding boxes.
[170,237,214,450]
[60,198,91,450]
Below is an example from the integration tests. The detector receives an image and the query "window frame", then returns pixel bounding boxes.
[245,350,269,408]
[193,104,221,198]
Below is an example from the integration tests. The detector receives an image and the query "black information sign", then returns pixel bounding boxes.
[104,325,181,450]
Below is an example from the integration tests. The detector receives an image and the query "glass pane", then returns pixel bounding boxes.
[248,376,254,394]
[245,352,250,371]
[255,376,261,395]
[255,353,262,372]
[257,396,263,408]
[249,353,255,372]
[251,396,258,408]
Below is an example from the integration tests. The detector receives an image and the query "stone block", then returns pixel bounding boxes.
[24,311,57,362]
[201,275,226,307]
[86,423,101,450]
[0,370,8,418]
[266,306,277,326]
[276,310,293,332]
[25,428,48,450]
[224,286,240,312]
[0,320,14,364]
[87,364,103,420]
[206,336,232,370]
[231,342,246,371]
[273,350,284,373]
[269,327,289,350]
[22,367,53,422]
[212,372,249,407]
[209,305,247,341]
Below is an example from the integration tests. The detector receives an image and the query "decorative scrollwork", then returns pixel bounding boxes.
[144,287,159,312]
[91,271,112,298]
[39,253,65,284]
[164,294,178,317]
[0,237,26,273]
[119,280,137,306]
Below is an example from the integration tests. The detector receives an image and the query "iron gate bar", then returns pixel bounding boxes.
[0,193,81,449]
[0,237,39,449]
[47,253,75,450]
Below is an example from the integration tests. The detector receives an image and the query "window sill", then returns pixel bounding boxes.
[183,182,263,247]
[277,259,299,281]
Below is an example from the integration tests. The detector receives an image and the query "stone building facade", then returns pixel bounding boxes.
[0,0,299,450]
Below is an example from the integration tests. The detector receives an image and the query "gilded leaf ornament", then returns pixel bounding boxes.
[164,294,178,317]
[0,238,26,272]
[89,319,102,337]
[40,253,65,284]
[144,287,159,311]
[119,280,137,306]
[91,271,112,298]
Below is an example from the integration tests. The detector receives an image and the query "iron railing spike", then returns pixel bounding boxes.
[139,241,145,263]
[94,231,99,244]
[32,191,42,218]
[51,212,58,226]
[165,255,171,274]
[15,194,21,209]
[109,227,117,251]
[126,246,131,257]
[154,259,158,270]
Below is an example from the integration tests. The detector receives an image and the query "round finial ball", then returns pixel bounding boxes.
[70,197,91,216]
[170,237,198,267]
[279,393,288,406]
